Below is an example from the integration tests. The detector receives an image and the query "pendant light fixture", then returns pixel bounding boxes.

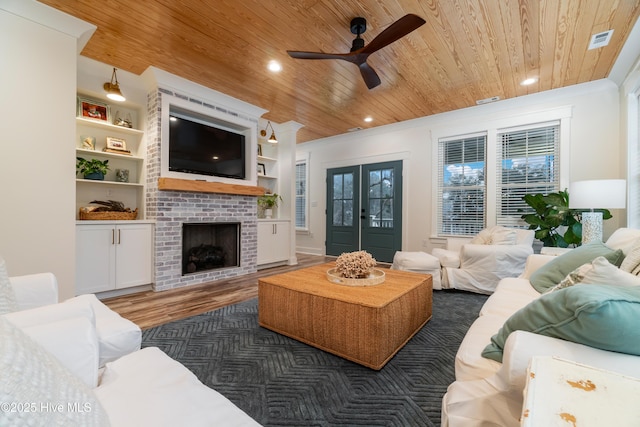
[104,67,126,102]
[260,121,278,144]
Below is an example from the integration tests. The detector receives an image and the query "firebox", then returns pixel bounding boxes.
[182,223,240,275]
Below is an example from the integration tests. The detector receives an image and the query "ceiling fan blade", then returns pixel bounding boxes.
[359,62,381,89]
[361,14,426,54]
[287,50,351,61]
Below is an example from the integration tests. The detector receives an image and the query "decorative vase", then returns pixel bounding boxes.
[264,208,273,219]
[84,172,105,181]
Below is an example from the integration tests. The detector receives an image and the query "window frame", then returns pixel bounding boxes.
[295,154,309,232]
[627,86,640,228]
[431,107,572,237]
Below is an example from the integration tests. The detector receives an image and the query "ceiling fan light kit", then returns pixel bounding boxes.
[287,14,426,89]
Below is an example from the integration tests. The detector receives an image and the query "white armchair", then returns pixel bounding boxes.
[433,227,535,295]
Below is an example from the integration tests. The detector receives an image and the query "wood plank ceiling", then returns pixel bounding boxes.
[41,0,640,143]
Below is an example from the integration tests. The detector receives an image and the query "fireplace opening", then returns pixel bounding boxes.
[182,223,240,275]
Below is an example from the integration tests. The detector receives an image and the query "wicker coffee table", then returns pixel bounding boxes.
[258,263,433,370]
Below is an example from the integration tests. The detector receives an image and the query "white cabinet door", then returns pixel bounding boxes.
[76,224,116,294]
[76,223,153,295]
[257,220,290,265]
[115,224,153,289]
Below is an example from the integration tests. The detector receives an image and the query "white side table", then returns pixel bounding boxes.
[521,356,640,426]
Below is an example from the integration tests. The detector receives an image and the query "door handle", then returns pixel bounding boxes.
[118,229,121,245]
[112,229,115,245]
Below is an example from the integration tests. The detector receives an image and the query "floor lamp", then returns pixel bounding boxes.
[569,179,626,244]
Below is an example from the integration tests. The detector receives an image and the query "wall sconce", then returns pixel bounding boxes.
[104,67,126,102]
[569,179,626,244]
[260,121,278,144]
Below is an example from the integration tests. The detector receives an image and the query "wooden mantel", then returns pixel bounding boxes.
[158,177,266,196]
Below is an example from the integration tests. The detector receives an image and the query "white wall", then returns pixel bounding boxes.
[0,3,94,300]
[296,79,625,256]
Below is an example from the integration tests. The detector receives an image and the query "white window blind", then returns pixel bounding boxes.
[295,161,307,229]
[437,134,486,235]
[496,123,560,228]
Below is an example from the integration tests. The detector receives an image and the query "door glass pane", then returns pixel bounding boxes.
[343,200,353,226]
[333,175,343,198]
[368,168,394,228]
[333,200,343,225]
[344,173,353,199]
[332,172,354,226]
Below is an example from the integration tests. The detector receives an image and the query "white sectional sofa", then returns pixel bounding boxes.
[441,228,640,426]
[0,258,261,426]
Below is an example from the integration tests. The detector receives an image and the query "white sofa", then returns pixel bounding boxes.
[441,228,640,426]
[0,260,261,426]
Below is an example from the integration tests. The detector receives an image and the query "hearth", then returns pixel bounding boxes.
[182,223,240,275]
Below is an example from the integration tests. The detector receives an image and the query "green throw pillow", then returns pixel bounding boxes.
[530,242,624,293]
[482,284,640,362]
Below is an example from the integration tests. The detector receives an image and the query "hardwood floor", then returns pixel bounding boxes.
[102,253,333,330]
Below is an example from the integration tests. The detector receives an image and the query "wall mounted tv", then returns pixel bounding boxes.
[168,110,246,180]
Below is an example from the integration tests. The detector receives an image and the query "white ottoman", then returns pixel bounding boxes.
[391,251,442,290]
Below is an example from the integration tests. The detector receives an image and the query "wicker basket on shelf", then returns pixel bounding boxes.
[79,208,138,221]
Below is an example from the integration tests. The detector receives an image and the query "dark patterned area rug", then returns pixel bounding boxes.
[142,290,488,426]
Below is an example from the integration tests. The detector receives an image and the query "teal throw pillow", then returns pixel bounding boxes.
[482,284,640,362]
[529,242,624,293]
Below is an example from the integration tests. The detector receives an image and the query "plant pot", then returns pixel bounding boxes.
[264,208,273,219]
[84,172,105,180]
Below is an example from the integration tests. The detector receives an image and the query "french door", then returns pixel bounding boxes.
[326,160,402,262]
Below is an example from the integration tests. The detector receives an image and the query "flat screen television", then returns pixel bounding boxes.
[168,112,246,180]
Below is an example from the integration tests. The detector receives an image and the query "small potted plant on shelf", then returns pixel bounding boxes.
[76,157,110,180]
[257,193,282,219]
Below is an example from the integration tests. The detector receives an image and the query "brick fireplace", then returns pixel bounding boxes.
[144,75,265,291]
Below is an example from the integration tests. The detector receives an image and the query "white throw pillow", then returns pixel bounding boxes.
[582,256,640,287]
[470,228,492,244]
[0,316,110,426]
[620,241,640,276]
[0,257,18,315]
[489,227,517,245]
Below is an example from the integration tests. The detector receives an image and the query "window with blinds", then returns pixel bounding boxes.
[497,123,560,228]
[437,134,486,235]
[295,161,307,229]
[631,89,640,228]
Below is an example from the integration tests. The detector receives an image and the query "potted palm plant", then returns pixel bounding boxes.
[76,157,110,180]
[257,193,282,219]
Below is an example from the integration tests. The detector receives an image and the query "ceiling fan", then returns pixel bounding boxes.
[287,14,426,89]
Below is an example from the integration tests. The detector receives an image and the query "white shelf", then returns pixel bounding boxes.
[76,179,144,188]
[76,148,144,162]
[258,155,277,162]
[258,174,277,180]
[76,117,144,136]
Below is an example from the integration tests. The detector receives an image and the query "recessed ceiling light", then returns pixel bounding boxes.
[267,60,282,72]
[364,116,373,122]
[521,77,537,86]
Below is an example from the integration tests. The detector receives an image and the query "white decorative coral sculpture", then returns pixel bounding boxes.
[335,250,377,279]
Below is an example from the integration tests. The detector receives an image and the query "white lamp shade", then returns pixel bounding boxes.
[569,179,626,209]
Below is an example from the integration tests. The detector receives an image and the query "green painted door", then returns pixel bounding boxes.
[326,166,360,256]
[326,161,402,262]
[361,161,402,262]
